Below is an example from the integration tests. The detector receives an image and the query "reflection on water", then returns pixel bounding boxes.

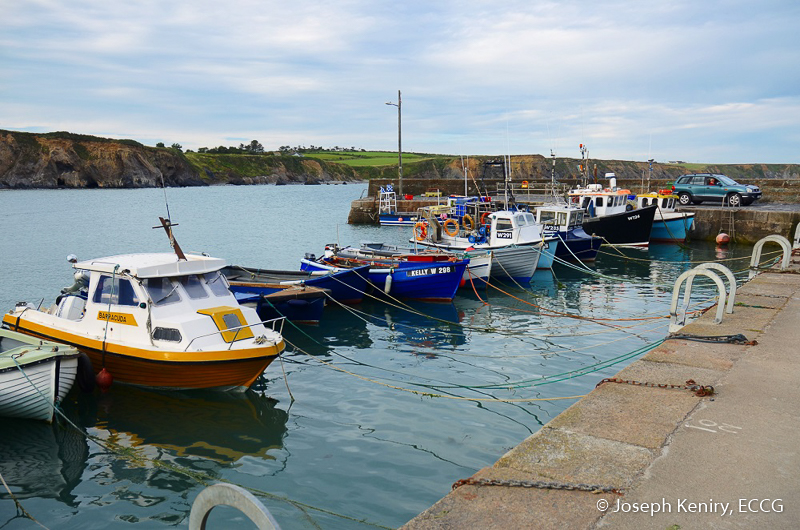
[0,417,88,507]
[92,386,289,465]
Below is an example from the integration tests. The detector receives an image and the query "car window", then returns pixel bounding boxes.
[691,176,706,185]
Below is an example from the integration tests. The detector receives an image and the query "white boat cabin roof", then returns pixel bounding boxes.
[74,253,227,279]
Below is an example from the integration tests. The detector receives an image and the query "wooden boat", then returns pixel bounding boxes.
[3,252,285,392]
[355,243,493,288]
[635,190,696,242]
[568,174,657,247]
[223,264,370,305]
[300,251,468,302]
[0,328,80,422]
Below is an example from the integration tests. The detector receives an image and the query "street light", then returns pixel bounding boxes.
[385,90,402,197]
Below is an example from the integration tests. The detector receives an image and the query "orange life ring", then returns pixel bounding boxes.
[521,180,528,189]
[462,214,475,231]
[480,211,492,225]
[414,222,428,241]
[570,196,579,204]
[443,218,459,236]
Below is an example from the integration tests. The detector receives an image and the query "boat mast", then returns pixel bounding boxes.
[579,143,588,187]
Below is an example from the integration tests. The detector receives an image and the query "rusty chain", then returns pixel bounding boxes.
[452,477,622,495]
[596,377,714,397]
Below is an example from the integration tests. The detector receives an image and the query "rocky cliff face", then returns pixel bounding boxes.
[0,131,206,188]
[0,131,362,189]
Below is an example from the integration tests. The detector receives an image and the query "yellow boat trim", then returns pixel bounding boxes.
[196,306,255,342]
[2,313,283,363]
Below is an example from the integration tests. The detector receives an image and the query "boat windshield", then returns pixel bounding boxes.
[538,210,556,224]
[179,275,209,299]
[144,277,182,306]
[569,211,584,226]
[204,271,231,297]
[92,275,141,306]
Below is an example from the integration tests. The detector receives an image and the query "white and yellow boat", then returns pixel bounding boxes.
[3,253,285,392]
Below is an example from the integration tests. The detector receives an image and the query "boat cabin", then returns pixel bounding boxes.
[636,192,678,211]
[535,205,585,235]
[568,179,635,219]
[51,253,270,350]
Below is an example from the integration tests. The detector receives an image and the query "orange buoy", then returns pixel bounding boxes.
[96,367,113,392]
[716,233,730,245]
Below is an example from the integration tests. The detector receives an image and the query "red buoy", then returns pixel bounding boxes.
[96,368,113,392]
[716,233,730,245]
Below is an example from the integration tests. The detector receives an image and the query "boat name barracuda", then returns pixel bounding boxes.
[97,311,138,326]
[406,266,454,277]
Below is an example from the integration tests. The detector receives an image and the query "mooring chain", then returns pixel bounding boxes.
[452,477,622,495]
[596,377,714,397]
[665,333,758,346]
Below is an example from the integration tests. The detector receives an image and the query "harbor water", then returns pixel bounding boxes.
[0,184,760,529]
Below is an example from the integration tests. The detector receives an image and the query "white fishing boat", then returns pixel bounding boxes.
[412,205,557,282]
[3,220,285,392]
[0,328,80,422]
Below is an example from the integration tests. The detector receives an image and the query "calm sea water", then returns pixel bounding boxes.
[0,185,759,529]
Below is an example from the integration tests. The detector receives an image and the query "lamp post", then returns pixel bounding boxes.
[385,90,402,197]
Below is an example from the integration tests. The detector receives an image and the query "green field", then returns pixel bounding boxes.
[307,150,444,167]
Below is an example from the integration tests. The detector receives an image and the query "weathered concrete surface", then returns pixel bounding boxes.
[403,254,800,529]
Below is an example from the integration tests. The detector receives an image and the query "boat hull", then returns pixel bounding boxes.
[378,213,417,226]
[234,289,327,325]
[3,315,282,392]
[582,205,657,247]
[301,259,468,302]
[224,265,369,304]
[650,212,695,242]
[1,330,79,422]
[490,246,540,283]
[552,228,602,262]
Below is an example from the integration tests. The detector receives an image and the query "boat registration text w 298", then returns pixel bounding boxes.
[406,266,454,277]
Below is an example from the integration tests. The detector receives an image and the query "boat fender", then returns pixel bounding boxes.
[76,352,96,393]
[384,272,393,294]
[96,367,113,393]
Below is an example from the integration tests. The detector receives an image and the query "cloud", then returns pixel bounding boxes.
[1,0,798,162]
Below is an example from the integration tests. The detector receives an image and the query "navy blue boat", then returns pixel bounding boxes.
[223,264,370,305]
[299,254,468,302]
[535,204,602,262]
[233,286,327,325]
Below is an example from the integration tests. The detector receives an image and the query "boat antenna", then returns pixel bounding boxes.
[160,172,173,224]
[155,216,187,260]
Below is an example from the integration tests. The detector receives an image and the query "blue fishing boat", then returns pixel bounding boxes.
[635,191,695,243]
[223,264,370,305]
[377,185,418,226]
[300,253,468,302]
[535,203,602,262]
[232,286,328,325]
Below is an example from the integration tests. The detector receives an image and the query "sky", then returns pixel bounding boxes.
[2,0,799,163]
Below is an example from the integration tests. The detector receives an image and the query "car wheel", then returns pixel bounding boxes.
[678,192,692,206]
[726,193,742,207]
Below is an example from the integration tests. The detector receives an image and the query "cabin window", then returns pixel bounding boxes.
[557,212,567,226]
[595,197,604,207]
[204,271,231,297]
[538,210,556,223]
[153,327,182,342]
[570,212,584,225]
[144,277,182,306]
[179,275,208,299]
[642,198,649,206]
[496,219,513,232]
[582,197,592,209]
[92,276,140,306]
[523,213,535,225]
[222,312,244,331]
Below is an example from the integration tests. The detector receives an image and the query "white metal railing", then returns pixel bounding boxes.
[749,234,792,278]
[183,317,286,352]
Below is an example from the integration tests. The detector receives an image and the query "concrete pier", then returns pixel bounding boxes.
[403,250,800,529]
